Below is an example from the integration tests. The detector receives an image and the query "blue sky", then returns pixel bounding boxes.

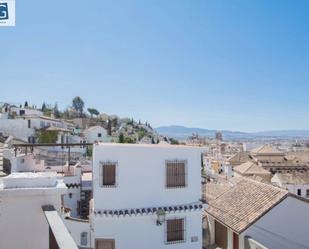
[1,0,309,132]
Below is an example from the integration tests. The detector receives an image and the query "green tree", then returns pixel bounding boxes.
[138,130,145,141]
[107,120,112,135]
[72,96,85,117]
[87,108,100,118]
[170,138,179,145]
[54,103,60,118]
[37,130,58,143]
[24,101,28,108]
[124,136,135,143]
[119,133,125,143]
[41,102,46,112]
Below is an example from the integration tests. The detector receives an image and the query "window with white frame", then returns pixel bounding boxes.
[165,218,185,244]
[100,161,117,187]
[166,160,187,188]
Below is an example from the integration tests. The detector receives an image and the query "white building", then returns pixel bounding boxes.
[90,143,204,249]
[0,172,77,249]
[0,104,43,117]
[5,146,92,219]
[271,172,309,198]
[205,177,309,249]
[0,115,71,142]
[10,106,43,117]
[83,126,108,143]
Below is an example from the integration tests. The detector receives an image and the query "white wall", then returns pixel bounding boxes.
[0,118,34,141]
[10,107,43,116]
[91,211,202,249]
[10,153,44,172]
[284,184,309,199]
[91,144,204,249]
[84,127,107,143]
[64,217,91,248]
[271,175,309,199]
[93,144,203,209]
[241,196,309,249]
[0,176,67,249]
[61,175,81,217]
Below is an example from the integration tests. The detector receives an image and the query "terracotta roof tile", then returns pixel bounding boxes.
[206,177,288,234]
[234,161,271,175]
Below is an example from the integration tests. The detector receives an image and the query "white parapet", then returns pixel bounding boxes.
[2,172,57,189]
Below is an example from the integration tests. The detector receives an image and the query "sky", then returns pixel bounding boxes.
[1,0,309,132]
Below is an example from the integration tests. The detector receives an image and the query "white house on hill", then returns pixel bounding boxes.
[83,126,108,143]
[90,143,205,249]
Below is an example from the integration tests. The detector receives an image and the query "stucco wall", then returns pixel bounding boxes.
[64,217,91,248]
[242,196,309,249]
[93,144,203,209]
[91,211,202,249]
[0,119,34,141]
[0,187,66,249]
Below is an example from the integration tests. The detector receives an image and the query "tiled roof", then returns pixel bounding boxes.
[234,161,271,175]
[274,172,309,185]
[251,144,284,155]
[227,151,251,165]
[204,178,241,202]
[205,177,288,234]
[286,151,309,164]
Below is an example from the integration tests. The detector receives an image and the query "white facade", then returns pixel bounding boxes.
[90,143,204,249]
[10,153,45,172]
[0,115,70,142]
[64,217,91,248]
[84,126,108,143]
[0,172,67,249]
[92,212,202,249]
[10,106,43,116]
[271,174,309,199]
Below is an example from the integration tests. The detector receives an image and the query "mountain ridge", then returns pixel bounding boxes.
[155,125,309,140]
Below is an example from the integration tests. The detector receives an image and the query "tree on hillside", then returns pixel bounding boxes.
[24,101,28,108]
[72,96,84,117]
[41,102,46,112]
[119,133,125,143]
[54,103,60,118]
[87,108,99,118]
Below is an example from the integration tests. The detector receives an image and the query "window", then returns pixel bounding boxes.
[297,189,302,196]
[166,160,186,188]
[166,218,185,243]
[306,189,309,198]
[80,232,88,246]
[27,119,31,128]
[100,162,117,187]
[95,239,115,249]
[98,133,102,138]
